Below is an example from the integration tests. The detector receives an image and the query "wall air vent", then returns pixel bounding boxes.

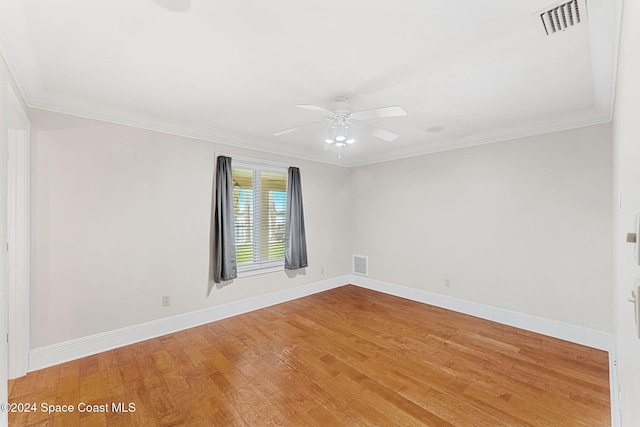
[537,0,587,36]
[353,255,368,276]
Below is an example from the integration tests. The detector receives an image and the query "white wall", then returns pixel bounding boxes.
[612,0,640,424]
[349,125,613,332]
[29,109,351,348]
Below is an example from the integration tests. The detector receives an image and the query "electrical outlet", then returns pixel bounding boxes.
[162,295,170,306]
[444,278,451,287]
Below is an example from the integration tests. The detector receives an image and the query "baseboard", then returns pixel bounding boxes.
[28,275,349,371]
[29,274,614,371]
[348,275,614,351]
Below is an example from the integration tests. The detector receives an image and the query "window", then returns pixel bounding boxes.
[232,160,287,274]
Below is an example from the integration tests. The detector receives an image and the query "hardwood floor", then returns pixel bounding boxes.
[8,285,610,426]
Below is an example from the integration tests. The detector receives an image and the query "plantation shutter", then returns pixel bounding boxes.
[232,159,287,271]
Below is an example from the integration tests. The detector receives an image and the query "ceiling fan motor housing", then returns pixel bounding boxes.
[330,110,352,123]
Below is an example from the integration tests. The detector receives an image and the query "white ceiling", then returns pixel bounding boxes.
[0,0,621,166]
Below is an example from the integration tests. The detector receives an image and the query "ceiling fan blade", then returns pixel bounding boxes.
[296,104,333,114]
[351,106,407,121]
[369,127,399,142]
[273,120,325,137]
[358,122,399,142]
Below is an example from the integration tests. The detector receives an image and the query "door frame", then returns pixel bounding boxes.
[3,82,30,379]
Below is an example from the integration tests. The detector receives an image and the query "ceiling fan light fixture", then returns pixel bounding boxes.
[335,125,346,142]
[335,141,346,148]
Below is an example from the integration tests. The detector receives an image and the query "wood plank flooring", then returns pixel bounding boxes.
[8,285,610,426]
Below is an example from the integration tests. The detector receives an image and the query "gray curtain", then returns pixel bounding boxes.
[285,167,308,270]
[212,156,237,282]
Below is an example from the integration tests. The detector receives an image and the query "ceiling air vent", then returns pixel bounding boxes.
[537,0,587,36]
[353,255,368,276]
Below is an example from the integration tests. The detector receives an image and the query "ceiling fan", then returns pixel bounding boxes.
[273,97,407,149]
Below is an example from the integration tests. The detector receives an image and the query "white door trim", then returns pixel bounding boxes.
[3,83,30,379]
